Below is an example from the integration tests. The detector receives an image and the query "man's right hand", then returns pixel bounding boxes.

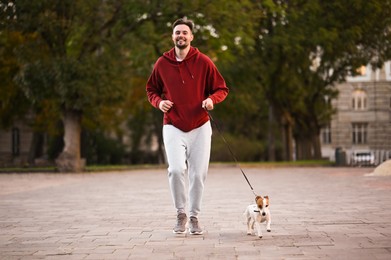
[159,100,174,113]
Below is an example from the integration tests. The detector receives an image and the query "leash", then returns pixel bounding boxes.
[205,109,258,197]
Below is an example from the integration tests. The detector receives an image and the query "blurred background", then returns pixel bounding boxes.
[1,0,390,172]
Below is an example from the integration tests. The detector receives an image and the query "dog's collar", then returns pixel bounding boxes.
[254,210,260,213]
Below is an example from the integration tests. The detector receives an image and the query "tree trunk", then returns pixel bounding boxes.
[56,109,84,172]
[281,114,294,161]
[295,133,322,160]
[295,138,303,160]
[267,104,276,161]
[312,133,322,159]
[285,123,294,161]
[27,132,44,165]
[152,110,166,164]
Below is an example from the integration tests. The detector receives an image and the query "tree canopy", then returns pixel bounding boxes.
[1,0,391,169]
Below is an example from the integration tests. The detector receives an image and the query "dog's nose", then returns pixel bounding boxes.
[262,212,266,216]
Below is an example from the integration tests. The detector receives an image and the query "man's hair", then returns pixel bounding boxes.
[172,18,194,32]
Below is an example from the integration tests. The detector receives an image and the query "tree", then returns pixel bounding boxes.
[0,21,53,165]
[252,0,391,161]
[2,0,153,171]
[2,0,264,169]
[298,0,391,159]
[0,30,30,128]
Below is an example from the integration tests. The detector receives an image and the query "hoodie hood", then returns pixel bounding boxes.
[163,46,200,63]
[162,47,199,84]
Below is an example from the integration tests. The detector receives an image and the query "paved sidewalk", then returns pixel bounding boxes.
[1,166,391,259]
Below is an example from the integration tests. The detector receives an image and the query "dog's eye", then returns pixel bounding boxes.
[265,205,269,207]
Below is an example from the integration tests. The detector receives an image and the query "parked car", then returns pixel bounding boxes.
[351,151,375,167]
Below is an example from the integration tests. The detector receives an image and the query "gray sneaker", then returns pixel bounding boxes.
[189,216,203,235]
[173,213,187,234]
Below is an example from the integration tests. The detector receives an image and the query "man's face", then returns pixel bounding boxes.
[172,24,193,49]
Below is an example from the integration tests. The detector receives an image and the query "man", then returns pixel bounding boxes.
[146,18,229,235]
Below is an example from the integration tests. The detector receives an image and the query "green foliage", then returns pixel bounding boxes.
[0,31,30,128]
[81,130,126,165]
[1,0,391,165]
[211,133,264,162]
[2,0,144,126]
[246,0,391,159]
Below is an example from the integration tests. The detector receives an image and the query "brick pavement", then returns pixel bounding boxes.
[1,166,391,259]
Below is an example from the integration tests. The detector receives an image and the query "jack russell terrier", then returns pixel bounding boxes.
[244,195,271,238]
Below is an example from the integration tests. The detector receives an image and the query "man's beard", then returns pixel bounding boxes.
[175,38,188,49]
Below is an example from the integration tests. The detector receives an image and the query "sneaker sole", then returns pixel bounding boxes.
[189,230,203,235]
[173,230,187,234]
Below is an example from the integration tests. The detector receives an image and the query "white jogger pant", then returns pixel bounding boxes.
[163,121,212,218]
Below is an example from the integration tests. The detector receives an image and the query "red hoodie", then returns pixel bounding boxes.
[146,47,229,132]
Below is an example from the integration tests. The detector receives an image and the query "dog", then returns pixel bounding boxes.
[244,195,271,238]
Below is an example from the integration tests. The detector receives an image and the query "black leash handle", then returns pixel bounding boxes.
[205,109,258,197]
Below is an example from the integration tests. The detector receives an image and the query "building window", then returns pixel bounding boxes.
[352,123,368,144]
[352,89,367,110]
[12,127,20,156]
[322,124,332,144]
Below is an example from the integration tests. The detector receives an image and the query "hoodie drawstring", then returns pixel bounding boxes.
[177,62,185,84]
[184,61,194,79]
[177,60,194,84]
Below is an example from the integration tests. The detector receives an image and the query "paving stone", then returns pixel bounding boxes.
[1,166,391,259]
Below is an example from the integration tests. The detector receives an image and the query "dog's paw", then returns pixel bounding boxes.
[267,229,271,232]
[258,235,263,239]
[246,232,252,236]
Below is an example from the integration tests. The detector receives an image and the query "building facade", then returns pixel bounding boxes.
[0,114,37,167]
[321,62,391,165]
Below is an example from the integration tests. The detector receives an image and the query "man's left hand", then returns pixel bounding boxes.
[202,98,214,110]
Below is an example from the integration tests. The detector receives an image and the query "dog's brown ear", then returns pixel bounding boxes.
[255,196,262,203]
[264,195,269,199]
